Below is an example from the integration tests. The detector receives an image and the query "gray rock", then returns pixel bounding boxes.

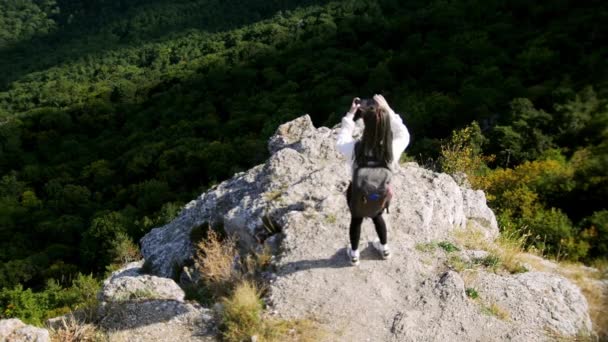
[267,115,316,154]
[451,171,471,188]
[470,272,593,336]
[0,318,49,342]
[460,250,491,263]
[98,261,185,304]
[435,271,466,302]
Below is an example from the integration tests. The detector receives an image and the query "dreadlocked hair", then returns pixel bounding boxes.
[354,106,393,166]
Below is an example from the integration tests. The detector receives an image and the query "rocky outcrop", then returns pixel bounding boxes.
[0,318,49,342]
[134,114,592,341]
[141,115,499,278]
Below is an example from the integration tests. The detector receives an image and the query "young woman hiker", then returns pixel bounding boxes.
[336,94,410,265]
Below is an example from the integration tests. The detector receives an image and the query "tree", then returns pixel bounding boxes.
[80,211,129,270]
[492,98,554,166]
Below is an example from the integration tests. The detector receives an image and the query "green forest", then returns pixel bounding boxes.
[0,0,606,323]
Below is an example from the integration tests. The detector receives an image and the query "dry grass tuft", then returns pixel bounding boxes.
[195,229,238,298]
[482,302,510,321]
[49,315,106,342]
[453,225,528,274]
[221,280,263,341]
[220,281,324,342]
[264,317,325,342]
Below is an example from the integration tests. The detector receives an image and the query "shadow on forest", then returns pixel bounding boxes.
[0,0,332,90]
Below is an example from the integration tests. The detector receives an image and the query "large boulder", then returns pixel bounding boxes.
[99,261,185,304]
[0,318,49,342]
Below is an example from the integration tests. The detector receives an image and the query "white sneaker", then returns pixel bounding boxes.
[347,247,360,266]
[372,239,391,259]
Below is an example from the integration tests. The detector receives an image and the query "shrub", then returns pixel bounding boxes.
[475,152,590,261]
[109,232,141,266]
[0,285,47,325]
[438,241,460,253]
[0,273,100,325]
[465,288,479,299]
[580,210,608,260]
[439,121,493,185]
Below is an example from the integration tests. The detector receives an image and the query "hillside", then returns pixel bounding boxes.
[0,0,606,328]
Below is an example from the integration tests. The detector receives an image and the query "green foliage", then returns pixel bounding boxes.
[437,241,460,253]
[465,288,479,299]
[0,0,58,48]
[580,210,608,260]
[478,254,501,270]
[492,99,555,166]
[440,122,494,186]
[109,232,141,266]
[474,144,604,261]
[0,273,100,325]
[0,285,47,325]
[80,211,130,270]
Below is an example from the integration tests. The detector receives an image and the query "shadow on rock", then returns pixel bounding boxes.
[277,246,383,276]
[98,299,217,341]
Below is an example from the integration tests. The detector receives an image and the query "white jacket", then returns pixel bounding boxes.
[336,108,410,172]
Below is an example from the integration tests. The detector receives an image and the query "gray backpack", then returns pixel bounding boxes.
[349,156,393,218]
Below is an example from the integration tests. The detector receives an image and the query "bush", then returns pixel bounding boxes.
[475,151,591,261]
[440,122,493,182]
[0,285,47,325]
[438,241,460,253]
[522,208,589,261]
[580,210,608,259]
[109,232,141,266]
[0,273,100,325]
[465,288,479,299]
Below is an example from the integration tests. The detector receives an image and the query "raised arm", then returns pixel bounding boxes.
[336,97,360,161]
[373,94,410,159]
[387,108,410,158]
